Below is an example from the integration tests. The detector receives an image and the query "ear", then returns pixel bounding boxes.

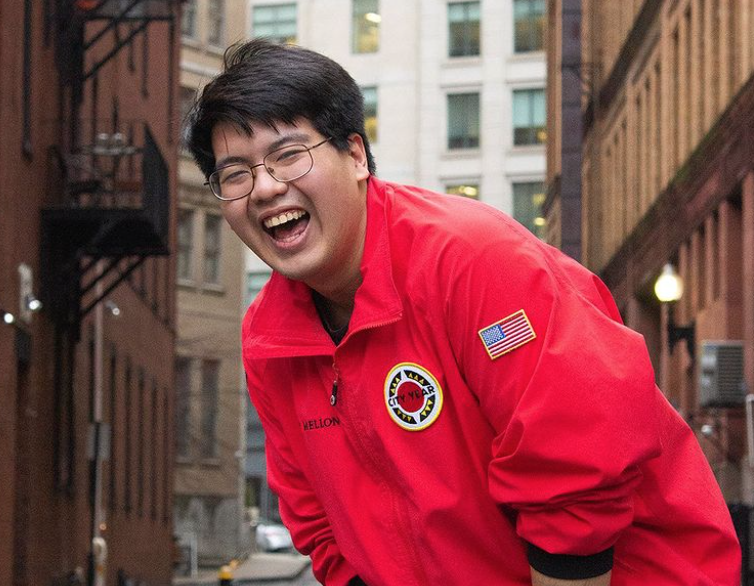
[347,133,371,181]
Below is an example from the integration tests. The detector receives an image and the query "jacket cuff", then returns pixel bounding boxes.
[527,543,613,579]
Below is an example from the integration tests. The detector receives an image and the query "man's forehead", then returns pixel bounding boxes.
[212,120,318,159]
[211,119,315,152]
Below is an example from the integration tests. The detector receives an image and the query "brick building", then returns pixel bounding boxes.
[0,2,180,585]
[546,0,753,529]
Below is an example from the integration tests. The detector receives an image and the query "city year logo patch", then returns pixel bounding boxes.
[384,363,443,431]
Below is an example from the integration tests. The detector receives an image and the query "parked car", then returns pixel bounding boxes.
[255,519,294,552]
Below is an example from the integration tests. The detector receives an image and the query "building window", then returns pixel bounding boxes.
[446,183,479,199]
[246,271,272,306]
[177,209,194,281]
[179,86,195,151]
[447,92,480,149]
[175,357,191,460]
[181,0,198,39]
[207,0,225,47]
[252,4,297,44]
[23,0,32,157]
[203,214,222,285]
[352,0,380,54]
[361,86,378,143]
[513,181,546,239]
[514,0,545,53]
[199,360,220,459]
[124,359,133,513]
[137,369,146,516]
[448,1,480,58]
[512,88,546,145]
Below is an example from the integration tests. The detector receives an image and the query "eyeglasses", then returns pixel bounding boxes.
[206,137,332,201]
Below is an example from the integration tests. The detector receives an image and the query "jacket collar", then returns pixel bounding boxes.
[243,177,403,359]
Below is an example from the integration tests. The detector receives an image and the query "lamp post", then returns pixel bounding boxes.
[654,263,696,361]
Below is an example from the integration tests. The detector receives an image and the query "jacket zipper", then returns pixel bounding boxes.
[330,362,340,406]
[329,315,399,408]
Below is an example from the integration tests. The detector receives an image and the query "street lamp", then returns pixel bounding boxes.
[654,263,696,360]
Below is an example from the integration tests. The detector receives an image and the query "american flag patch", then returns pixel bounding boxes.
[478,309,536,360]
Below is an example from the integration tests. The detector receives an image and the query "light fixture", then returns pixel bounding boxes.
[2,310,16,325]
[104,300,121,317]
[654,264,683,302]
[654,263,695,360]
[25,294,43,313]
[364,12,382,23]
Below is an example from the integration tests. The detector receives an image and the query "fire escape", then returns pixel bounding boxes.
[42,0,178,492]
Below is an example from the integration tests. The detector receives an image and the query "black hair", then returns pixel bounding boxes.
[188,38,376,178]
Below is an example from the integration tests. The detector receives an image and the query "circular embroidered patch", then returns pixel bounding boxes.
[384,363,443,431]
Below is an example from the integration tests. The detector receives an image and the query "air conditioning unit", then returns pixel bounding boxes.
[698,341,745,408]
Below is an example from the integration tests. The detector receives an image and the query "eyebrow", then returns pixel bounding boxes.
[214,131,314,170]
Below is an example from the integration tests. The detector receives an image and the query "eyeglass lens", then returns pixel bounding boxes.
[210,144,315,201]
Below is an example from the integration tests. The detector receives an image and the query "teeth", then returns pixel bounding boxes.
[263,210,306,229]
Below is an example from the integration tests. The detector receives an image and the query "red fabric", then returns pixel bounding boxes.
[242,177,740,585]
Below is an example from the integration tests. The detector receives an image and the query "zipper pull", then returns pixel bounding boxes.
[330,379,338,406]
[330,362,339,406]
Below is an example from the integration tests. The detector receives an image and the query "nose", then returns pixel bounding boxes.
[247,166,288,206]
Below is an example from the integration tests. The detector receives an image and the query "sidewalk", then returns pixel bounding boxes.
[234,551,311,582]
[173,551,311,585]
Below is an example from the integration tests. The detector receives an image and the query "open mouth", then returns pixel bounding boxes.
[262,209,310,243]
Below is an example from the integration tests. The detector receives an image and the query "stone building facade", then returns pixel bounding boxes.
[175,0,249,566]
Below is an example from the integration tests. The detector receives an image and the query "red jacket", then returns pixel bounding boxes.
[243,177,740,585]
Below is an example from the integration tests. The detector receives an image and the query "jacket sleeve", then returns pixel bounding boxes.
[443,233,663,557]
[245,358,360,585]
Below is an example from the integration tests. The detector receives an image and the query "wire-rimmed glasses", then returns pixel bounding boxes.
[206,137,332,201]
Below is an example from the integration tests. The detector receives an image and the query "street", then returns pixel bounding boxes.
[234,566,318,586]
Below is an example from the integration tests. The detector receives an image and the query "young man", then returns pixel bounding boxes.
[189,39,740,586]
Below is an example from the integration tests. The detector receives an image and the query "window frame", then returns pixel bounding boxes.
[181,0,198,39]
[445,182,480,199]
[199,359,221,460]
[203,213,222,286]
[512,180,547,239]
[447,1,481,58]
[361,86,379,144]
[252,3,298,44]
[512,87,546,146]
[177,208,195,283]
[207,0,226,47]
[447,91,481,150]
[175,356,192,461]
[352,0,380,54]
[513,0,545,54]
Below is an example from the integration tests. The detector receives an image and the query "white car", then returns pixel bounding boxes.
[255,519,294,552]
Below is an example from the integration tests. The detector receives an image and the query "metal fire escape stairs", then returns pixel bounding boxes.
[41,0,178,494]
[43,0,177,340]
